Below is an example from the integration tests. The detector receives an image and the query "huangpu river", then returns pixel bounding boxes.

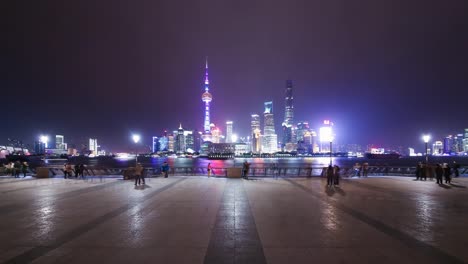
[34,155,468,169]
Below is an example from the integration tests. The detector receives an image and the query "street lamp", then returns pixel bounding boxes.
[422,134,430,163]
[132,134,141,166]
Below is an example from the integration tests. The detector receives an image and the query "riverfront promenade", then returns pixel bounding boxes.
[0,176,467,263]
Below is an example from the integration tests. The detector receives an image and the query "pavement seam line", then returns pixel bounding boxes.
[2,177,188,264]
[283,178,465,264]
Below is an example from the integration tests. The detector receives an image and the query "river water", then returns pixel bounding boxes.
[40,155,468,169]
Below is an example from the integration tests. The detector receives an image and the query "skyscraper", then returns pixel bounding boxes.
[226,121,233,143]
[263,101,277,153]
[152,136,160,153]
[251,114,261,153]
[284,80,294,125]
[175,124,186,153]
[201,58,213,142]
[282,80,294,149]
[464,128,468,152]
[89,138,98,155]
[55,135,65,150]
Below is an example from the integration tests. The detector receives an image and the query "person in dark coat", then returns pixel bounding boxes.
[453,161,460,178]
[242,161,250,179]
[21,162,29,177]
[415,162,422,180]
[444,163,451,184]
[326,165,334,187]
[333,165,340,186]
[435,164,443,184]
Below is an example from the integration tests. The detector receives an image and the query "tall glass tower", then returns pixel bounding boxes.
[283,80,294,126]
[201,58,213,141]
[282,80,294,147]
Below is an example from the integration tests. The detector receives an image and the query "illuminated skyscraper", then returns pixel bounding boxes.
[201,58,213,142]
[226,121,233,143]
[89,138,98,155]
[282,80,294,147]
[175,124,186,153]
[55,135,65,150]
[251,114,261,153]
[263,101,278,153]
[464,128,468,152]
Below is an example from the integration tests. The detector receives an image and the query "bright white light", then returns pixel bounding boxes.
[39,135,49,143]
[319,127,333,142]
[422,135,430,143]
[231,134,238,143]
[132,134,141,144]
[39,135,49,148]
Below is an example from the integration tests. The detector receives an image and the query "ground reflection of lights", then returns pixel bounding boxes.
[321,203,339,231]
[412,193,436,242]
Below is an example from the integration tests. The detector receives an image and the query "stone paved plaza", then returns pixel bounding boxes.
[0,175,467,264]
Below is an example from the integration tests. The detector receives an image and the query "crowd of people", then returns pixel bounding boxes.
[415,161,460,184]
[63,163,86,179]
[2,161,29,177]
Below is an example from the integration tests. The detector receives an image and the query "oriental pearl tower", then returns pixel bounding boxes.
[201,58,213,142]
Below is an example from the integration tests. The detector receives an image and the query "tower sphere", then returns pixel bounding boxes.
[202,92,212,102]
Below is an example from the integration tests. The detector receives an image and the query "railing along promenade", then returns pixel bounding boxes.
[2,165,467,178]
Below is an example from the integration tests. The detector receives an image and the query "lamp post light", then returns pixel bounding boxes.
[132,134,141,166]
[422,134,430,163]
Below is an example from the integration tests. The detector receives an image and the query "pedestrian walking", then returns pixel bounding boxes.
[435,164,443,184]
[134,163,144,185]
[161,161,170,178]
[453,161,460,178]
[242,161,250,179]
[207,163,212,177]
[333,165,340,186]
[443,163,451,184]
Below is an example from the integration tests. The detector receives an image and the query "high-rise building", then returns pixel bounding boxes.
[159,136,169,152]
[184,131,194,152]
[55,135,65,150]
[201,58,213,142]
[152,137,160,153]
[443,135,453,154]
[454,134,464,153]
[263,101,278,153]
[226,121,233,143]
[463,128,468,152]
[432,141,443,155]
[193,130,202,153]
[34,141,46,154]
[251,114,261,153]
[211,125,221,143]
[282,80,294,147]
[89,138,98,155]
[175,124,186,153]
[319,120,334,153]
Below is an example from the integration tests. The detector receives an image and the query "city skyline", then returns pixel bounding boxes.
[2,1,468,151]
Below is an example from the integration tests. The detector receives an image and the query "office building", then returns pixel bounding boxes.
[89,138,98,155]
[226,121,233,143]
[263,101,278,153]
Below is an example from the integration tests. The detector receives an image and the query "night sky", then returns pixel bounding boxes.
[3,0,468,152]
